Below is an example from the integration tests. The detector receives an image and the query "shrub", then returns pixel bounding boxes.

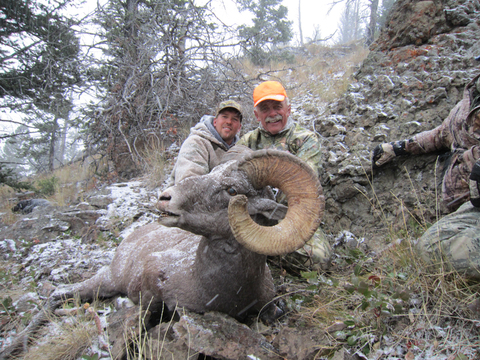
[36,176,59,196]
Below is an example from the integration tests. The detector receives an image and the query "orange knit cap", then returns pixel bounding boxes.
[253,81,287,107]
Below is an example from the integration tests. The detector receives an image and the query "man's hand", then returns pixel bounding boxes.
[372,140,407,168]
[372,143,395,167]
[469,160,480,207]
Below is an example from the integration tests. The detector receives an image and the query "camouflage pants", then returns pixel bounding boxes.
[442,146,480,212]
[283,227,332,272]
[416,201,480,279]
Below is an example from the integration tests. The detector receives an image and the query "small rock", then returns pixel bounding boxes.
[326,321,347,333]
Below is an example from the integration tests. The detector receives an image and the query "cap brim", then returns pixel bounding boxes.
[254,94,286,107]
[216,107,243,119]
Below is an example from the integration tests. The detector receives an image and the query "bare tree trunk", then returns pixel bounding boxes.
[48,117,58,172]
[125,0,138,40]
[354,0,360,41]
[59,119,68,166]
[366,0,379,46]
[298,0,303,46]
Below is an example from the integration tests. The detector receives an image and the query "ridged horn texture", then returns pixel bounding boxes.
[228,149,324,256]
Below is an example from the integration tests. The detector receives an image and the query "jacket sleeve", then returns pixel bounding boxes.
[172,136,211,184]
[462,145,480,173]
[294,133,322,178]
[404,100,465,154]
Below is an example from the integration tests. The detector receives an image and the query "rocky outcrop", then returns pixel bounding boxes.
[317,0,480,238]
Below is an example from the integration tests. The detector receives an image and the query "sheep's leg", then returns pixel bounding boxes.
[52,266,119,302]
[252,266,283,324]
[258,300,286,325]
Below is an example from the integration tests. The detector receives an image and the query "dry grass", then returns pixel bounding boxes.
[288,162,480,358]
[0,184,20,225]
[0,154,107,217]
[287,236,480,358]
[50,162,92,206]
[138,137,170,190]
[0,184,16,201]
[20,320,96,360]
[237,43,368,102]
[7,296,110,360]
[15,299,176,360]
[135,122,192,189]
[0,201,18,226]
[291,42,369,102]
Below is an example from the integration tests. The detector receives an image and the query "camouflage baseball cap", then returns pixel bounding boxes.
[215,100,243,121]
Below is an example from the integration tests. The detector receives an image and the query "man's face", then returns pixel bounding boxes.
[254,99,291,135]
[213,109,242,145]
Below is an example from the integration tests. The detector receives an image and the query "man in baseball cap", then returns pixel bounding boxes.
[239,80,320,172]
[167,99,243,185]
[250,81,289,135]
[237,81,332,271]
[213,100,243,146]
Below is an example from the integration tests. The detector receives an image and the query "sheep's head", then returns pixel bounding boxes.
[156,148,324,256]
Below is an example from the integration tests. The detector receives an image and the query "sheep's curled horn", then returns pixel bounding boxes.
[228,149,324,256]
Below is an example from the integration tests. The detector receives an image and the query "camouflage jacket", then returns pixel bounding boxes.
[404,73,480,211]
[237,119,322,178]
[167,116,238,186]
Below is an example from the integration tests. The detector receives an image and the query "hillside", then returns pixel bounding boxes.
[1,0,480,359]
[316,0,480,240]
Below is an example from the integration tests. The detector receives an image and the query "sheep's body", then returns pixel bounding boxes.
[54,148,323,320]
[55,155,287,319]
[66,223,274,318]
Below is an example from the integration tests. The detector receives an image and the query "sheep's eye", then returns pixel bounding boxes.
[227,187,237,196]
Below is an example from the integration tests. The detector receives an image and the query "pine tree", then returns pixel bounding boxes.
[0,0,76,99]
[0,0,83,174]
[236,0,293,65]
[0,163,32,190]
[377,0,397,29]
[365,0,379,46]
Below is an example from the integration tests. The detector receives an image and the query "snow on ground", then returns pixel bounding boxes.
[95,180,160,239]
[1,180,160,293]
[0,179,162,357]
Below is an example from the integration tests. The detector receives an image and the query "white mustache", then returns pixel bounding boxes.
[265,115,283,123]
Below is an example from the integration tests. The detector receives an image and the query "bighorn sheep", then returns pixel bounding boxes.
[0,147,324,358]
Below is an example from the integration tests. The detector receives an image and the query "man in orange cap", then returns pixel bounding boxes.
[167,100,243,186]
[238,81,322,176]
[238,81,331,271]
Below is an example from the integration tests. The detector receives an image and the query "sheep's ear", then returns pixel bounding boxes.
[247,198,287,221]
